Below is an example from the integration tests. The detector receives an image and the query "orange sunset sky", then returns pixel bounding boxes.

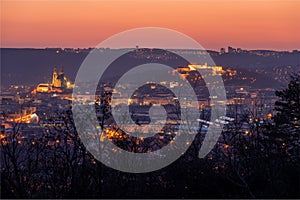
[1,0,300,50]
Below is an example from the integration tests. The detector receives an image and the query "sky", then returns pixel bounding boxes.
[1,0,300,50]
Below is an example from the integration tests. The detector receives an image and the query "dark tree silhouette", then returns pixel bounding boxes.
[274,73,300,131]
[272,73,300,164]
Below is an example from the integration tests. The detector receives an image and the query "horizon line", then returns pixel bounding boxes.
[1,47,299,52]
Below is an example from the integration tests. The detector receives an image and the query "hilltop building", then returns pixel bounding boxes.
[34,66,73,93]
[52,67,68,88]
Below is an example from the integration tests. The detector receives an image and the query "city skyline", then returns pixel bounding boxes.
[1,1,299,198]
[1,0,300,50]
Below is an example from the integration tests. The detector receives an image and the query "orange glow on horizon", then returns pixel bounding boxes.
[1,0,300,50]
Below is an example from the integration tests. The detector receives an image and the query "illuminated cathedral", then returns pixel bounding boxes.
[52,67,68,88]
[34,66,73,93]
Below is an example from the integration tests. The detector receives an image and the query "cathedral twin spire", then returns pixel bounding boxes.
[52,66,67,88]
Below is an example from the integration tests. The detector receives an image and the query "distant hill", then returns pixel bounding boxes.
[211,50,300,69]
[1,48,88,86]
[1,48,299,89]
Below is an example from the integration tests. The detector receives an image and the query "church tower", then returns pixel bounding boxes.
[59,67,67,88]
[52,67,59,87]
[52,66,68,88]
[59,66,64,75]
